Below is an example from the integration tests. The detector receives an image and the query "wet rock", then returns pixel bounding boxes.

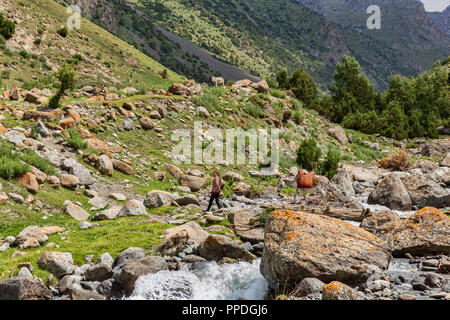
[0,278,53,300]
[38,251,74,278]
[261,210,391,291]
[115,256,168,294]
[368,174,412,210]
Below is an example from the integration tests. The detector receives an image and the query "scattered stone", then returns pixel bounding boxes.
[38,251,74,278]
[322,281,363,300]
[198,234,256,263]
[18,172,39,194]
[112,247,146,271]
[144,190,176,209]
[328,127,348,145]
[118,200,147,217]
[88,197,108,210]
[96,155,114,176]
[110,193,127,201]
[60,174,80,190]
[92,207,121,221]
[65,201,90,221]
[0,278,53,300]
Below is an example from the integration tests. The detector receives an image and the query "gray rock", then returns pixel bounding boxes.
[84,263,113,282]
[118,200,147,217]
[198,235,256,262]
[88,197,107,210]
[37,251,74,278]
[96,253,114,267]
[114,256,168,294]
[368,174,412,210]
[330,169,355,197]
[70,162,95,186]
[144,190,176,209]
[112,247,146,271]
[123,118,134,131]
[92,206,121,221]
[0,278,53,300]
[292,278,325,297]
[17,267,33,279]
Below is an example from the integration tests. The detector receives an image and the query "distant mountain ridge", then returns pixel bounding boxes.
[428,6,450,37]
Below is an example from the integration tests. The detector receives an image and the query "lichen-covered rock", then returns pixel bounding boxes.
[322,281,364,300]
[360,210,402,238]
[260,210,391,290]
[383,207,450,257]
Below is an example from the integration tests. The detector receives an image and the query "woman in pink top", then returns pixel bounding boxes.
[206,170,222,212]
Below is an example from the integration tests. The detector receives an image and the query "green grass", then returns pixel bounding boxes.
[66,128,88,150]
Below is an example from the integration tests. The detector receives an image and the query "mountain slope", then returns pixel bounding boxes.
[428,6,450,37]
[296,0,450,71]
[125,0,439,89]
[0,0,182,90]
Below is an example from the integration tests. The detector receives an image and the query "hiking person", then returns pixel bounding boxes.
[206,170,222,212]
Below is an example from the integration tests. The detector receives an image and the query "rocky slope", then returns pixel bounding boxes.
[0,77,448,300]
[428,6,450,37]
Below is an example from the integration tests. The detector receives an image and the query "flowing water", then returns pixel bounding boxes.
[128,259,268,300]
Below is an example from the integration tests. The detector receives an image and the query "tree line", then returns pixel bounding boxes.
[275,55,450,139]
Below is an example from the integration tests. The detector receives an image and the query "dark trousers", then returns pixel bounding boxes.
[206,193,221,211]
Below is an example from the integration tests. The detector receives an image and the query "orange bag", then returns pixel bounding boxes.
[297,169,315,188]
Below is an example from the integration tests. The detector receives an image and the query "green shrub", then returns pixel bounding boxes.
[1,70,10,79]
[296,138,322,171]
[49,63,77,108]
[270,89,287,99]
[57,27,68,38]
[320,146,341,180]
[0,13,15,40]
[67,128,88,150]
[292,111,304,124]
[0,158,30,180]
[19,49,31,59]
[34,38,42,45]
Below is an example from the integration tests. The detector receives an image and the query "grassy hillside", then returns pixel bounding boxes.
[126,0,428,89]
[0,0,183,91]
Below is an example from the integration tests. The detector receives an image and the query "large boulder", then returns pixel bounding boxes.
[112,247,146,271]
[37,252,74,278]
[70,162,95,186]
[382,207,450,257]
[179,175,206,192]
[174,194,200,207]
[18,172,39,194]
[112,160,133,175]
[401,175,450,209]
[0,278,53,300]
[165,164,184,180]
[368,174,412,210]
[260,210,391,290]
[330,169,355,197]
[328,127,348,145]
[114,256,168,295]
[144,190,175,209]
[161,222,209,245]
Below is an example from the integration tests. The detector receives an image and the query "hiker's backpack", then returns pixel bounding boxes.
[297,169,318,188]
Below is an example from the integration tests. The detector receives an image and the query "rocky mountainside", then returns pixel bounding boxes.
[69,0,448,89]
[0,0,449,302]
[428,6,450,37]
[296,0,450,71]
